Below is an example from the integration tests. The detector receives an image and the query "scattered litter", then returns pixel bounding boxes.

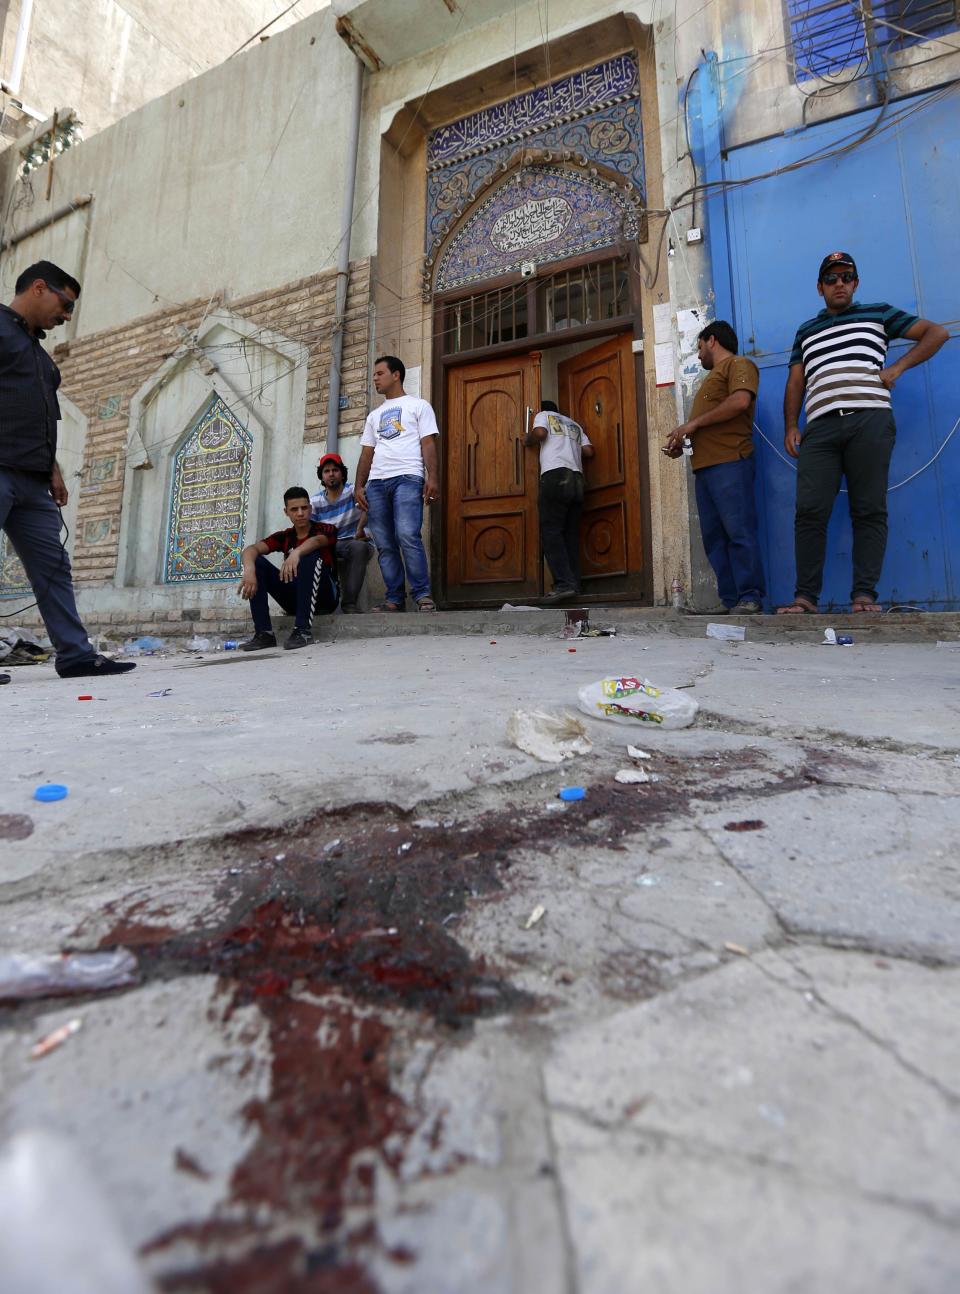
[174,1149,210,1180]
[936,640,960,650]
[724,941,750,956]
[274,852,286,862]
[0,813,33,840]
[501,603,541,611]
[724,819,767,832]
[33,784,68,803]
[322,838,341,852]
[0,949,138,1002]
[30,1017,83,1060]
[413,818,440,829]
[578,676,698,729]
[627,746,652,760]
[822,628,854,646]
[636,875,660,887]
[506,709,592,763]
[186,635,212,651]
[614,767,658,784]
[489,640,497,644]
[523,904,546,930]
[146,687,173,697]
[560,608,618,640]
[123,635,166,656]
[0,628,51,665]
[558,786,586,802]
[706,623,745,641]
[77,694,93,701]
[567,647,576,652]
[223,640,240,651]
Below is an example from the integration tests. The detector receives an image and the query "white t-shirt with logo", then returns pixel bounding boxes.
[361,394,440,480]
[533,411,592,474]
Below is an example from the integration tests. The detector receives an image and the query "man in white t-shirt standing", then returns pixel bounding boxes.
[526,399,594,604]
[354,355,440,612]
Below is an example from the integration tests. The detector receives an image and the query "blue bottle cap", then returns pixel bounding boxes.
[34,783,68,802]
[558,786,586,802]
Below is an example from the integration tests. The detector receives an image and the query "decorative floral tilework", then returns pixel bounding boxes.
[435,166,640,293]
[426,52,645,290]
[165,394,252,584]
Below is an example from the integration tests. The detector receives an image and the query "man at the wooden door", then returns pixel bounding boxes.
[526,399,594,604]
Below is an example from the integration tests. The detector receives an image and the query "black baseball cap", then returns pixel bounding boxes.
[818,251,858,280]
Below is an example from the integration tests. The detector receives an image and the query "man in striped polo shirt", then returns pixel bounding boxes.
[780,251,947,613]
[310,452,373,612]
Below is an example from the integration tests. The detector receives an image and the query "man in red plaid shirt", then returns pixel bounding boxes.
[237,486,338,651]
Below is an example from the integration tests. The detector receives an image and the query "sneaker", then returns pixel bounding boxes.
[541,587,577,605]
[730,600,762,615]
[57,654,137,678]
[239,631,277,652]
[284,627,314,651]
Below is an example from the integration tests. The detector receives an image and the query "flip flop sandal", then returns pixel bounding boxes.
[372,602,404,613]
[851,599,883,613]
[417,597,437,612]
[776,599,817,614]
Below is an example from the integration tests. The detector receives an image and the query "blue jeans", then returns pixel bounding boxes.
[694,456,766,608]
[365,474,431,605]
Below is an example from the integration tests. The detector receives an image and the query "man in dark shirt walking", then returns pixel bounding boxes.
[779,251,947,613]
[0,261,135,677]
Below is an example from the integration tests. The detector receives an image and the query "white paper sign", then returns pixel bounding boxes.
[405,365,421,398]
[654,342,675,387]
[652,302,673,345]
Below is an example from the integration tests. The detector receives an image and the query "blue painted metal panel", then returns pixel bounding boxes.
[705,84,960,608]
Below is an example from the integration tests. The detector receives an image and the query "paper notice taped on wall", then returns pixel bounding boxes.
[652,302,672,345]
[654,342,675,386]
[405,365,421,398]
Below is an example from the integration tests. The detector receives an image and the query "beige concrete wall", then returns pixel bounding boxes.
[0,6,374,331]
[0,0,329,136]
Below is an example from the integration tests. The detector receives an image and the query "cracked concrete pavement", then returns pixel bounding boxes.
[1,623,959,1292]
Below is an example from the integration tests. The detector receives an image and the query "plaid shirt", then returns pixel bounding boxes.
[0,304,62,474]
[262,521,337,566]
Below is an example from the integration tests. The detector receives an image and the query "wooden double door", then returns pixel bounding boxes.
[444,334,646,603]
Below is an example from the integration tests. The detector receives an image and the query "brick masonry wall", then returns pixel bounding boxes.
[53,258,371,585]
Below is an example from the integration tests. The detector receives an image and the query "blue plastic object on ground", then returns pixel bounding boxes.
[34,784,68,802]
[558,786,586,802]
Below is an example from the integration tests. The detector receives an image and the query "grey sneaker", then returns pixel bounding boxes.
[731,600,762,615]
[240,631,277,651]
[284,627,314,650]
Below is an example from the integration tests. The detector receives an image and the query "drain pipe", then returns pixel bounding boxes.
[1,0,44,120]
[325,52,365,455]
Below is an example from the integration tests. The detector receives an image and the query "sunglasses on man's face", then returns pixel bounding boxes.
[46,284,76,313]
[821,271,856,285]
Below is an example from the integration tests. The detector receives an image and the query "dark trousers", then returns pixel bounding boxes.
[694,456,766,608]
[795,409,896,603]
[0,467,95,669]
[539,468,584,592]
[248,551,338,632]
[337,537,374,608]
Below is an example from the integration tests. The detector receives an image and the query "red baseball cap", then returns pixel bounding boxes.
[317,452,348,480]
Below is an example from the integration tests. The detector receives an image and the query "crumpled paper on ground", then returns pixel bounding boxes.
[506,709,593,763]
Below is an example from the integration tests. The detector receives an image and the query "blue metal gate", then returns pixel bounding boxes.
[695,70,959,608]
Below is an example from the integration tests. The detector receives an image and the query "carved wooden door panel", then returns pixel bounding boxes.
[445,354,541,602]
[558,334,645,593]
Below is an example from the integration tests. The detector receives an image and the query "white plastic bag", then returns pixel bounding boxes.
[577,676,698,729]
[0,950,138,1002]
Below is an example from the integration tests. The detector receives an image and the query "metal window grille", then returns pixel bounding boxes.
[786,0,959,81]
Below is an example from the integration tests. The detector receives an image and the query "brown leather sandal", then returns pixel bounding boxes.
[776,597,817,614]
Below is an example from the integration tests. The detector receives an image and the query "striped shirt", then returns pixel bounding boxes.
[310,482,363,539]
[790,302,918,423]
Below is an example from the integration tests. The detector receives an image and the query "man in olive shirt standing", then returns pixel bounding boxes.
[665,320,765,613]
